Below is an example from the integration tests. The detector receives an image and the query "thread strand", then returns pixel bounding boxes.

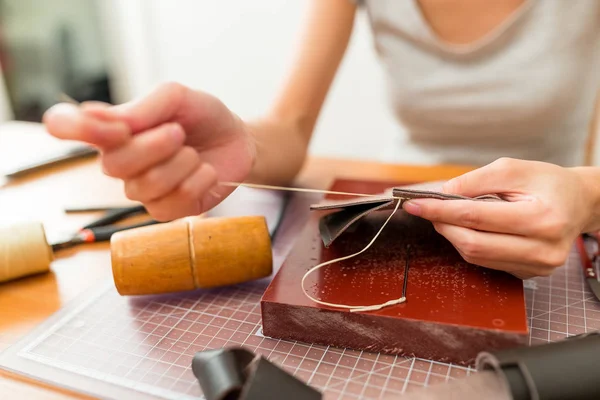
[301,199,406,313]
[221,180,409,312]
[219,181,389,198]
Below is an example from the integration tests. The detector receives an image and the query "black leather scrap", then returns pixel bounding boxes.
[192,347,322,400]
[476,331,600,400]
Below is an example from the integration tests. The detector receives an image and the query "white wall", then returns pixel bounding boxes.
[100,0,401,162]
[99,1,600,166]
[96,0,159,104]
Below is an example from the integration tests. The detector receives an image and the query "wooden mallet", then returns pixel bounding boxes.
[110,215,273,296]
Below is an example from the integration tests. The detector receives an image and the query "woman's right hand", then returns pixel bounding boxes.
[43,82,255,221]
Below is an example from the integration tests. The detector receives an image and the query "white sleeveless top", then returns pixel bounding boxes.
[354,0,600,167]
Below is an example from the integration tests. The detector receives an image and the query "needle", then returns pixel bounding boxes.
[402,244,411,300]
[58,93,79,105]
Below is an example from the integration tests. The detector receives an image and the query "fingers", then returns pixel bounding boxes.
[403,198,539,236]
[80,101,112,113]
[43,103,130,149]
[144,163,219,221]
[433,222,569,277]
[101,123,185,179]
[477,261,550,280]
[124,146,200,203]
[45,82,189,147]
[442,158,528,198]
[93,82,189,134]
[448,240,539,279]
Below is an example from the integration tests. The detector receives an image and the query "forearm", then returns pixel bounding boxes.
[572,166,600,232]
[243,0,356,186]
[245,117,309,185]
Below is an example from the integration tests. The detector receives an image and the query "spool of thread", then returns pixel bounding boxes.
[0,222,53,283]
[110,215,273,296]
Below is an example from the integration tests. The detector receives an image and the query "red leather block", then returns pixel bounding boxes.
[261,179,528,366]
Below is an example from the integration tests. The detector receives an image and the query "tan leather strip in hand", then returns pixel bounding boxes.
[311,186,504,247]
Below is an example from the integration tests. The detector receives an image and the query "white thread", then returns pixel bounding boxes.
[301,199,406,313]
[220,181,380,198]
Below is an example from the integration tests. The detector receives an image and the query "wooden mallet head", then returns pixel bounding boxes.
[110,215,273,296]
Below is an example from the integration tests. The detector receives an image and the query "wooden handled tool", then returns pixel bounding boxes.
[110,215,273,296]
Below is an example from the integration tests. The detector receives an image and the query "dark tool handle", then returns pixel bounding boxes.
[82,205,147,229]
[192,348,252,400]
[86,219,159,242]
[477,331,600,400]
[577,235,597,279]
[51,220,160,252]
[192,347,321,400]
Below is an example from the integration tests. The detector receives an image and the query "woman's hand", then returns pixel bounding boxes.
[402,158,600,279]
[43,83,255,221]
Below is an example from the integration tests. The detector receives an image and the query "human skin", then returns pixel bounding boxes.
[42,0,600,278]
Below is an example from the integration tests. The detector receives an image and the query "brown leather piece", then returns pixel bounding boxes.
[316,199,395,247]
[311,186,504,247]
[392,188,503,202]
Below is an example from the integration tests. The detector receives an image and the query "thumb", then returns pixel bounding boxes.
[442,158,524,197]
[43,103,130,150]
[90,83,189,134]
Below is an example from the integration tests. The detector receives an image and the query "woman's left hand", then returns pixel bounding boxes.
[402,158,600,279]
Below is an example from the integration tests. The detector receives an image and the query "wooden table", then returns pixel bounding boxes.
[0,121,473,399]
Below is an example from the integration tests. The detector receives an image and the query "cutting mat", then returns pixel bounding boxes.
[1,190,599,400]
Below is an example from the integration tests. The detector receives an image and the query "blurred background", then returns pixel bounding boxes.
[0,0,403,163]
[0,0,599,165]
[0,0,110,120]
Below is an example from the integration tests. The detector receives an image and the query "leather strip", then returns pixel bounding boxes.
[309,195,397,211]
[310,187,505,247]
[317,200,395,247]
[392,188,503,202]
